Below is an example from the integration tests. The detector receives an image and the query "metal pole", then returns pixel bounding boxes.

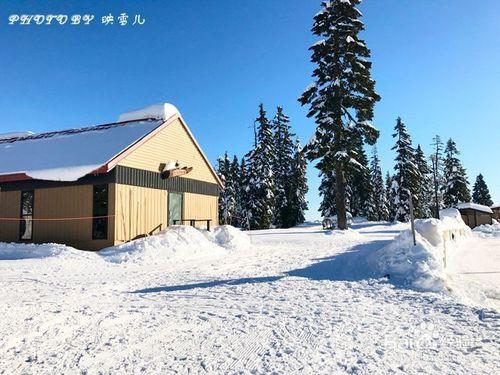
[409,193,416,246]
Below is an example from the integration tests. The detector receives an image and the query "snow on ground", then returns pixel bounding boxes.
[0,222,498,374]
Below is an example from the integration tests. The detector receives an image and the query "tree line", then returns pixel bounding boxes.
[216,105,308,229]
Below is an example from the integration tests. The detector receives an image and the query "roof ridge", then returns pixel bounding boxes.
[0,117,161,145]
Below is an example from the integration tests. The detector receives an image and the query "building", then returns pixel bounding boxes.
[456,202,493,229]
[0,103,222,250]
[491,204,500,221]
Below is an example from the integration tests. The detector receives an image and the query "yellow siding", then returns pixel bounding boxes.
[114,184,168,244]
[117,118,219,184]
[183,193,218,230]
[0,191,21,242]
[34,185,115,250]
[0,185,114,251]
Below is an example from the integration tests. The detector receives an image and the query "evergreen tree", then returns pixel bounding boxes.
[237,157,250,229]
[272,106,296,227]
[367,147,389,221]
[442,139,471,207]
[472,173,493,206]
[299,0,380,229]
[244,104,276,229]
[318,156,337,218]
[283,140,309,227]
[414,145,433,218]
[347,131,371,218]
[216,152,236,225]
[385,172,396,221]
[430,135,445,218]
[391,117,420,222]
[229,155,241,226]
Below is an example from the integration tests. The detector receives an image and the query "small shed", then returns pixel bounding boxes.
[491,204,500,221]
[456,203,493,229]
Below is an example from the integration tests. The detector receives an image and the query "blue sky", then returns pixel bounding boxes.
[0,0,499,218]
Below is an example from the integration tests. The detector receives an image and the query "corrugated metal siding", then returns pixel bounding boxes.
[114,184,167,244]
[115,166,219,196]
[183,193,218,229]
[117,118,220,184]
[0,190,21,241]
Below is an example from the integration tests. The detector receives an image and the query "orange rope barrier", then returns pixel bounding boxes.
[0,215,115,222]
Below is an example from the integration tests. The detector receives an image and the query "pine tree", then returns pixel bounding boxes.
[430,135,445,218]
[283,140,309,227]
[299,0,380,230]
[216,152,236,225]
[244,104,276,229]
[347,130,371,218]
[237,157,250,229]
[229,155,241,226]
[391,117,421,222]
[442,139,471,207]
[272,106,296,227]
[472,173,493,206]
[414,145,433,218]
[367,147,389,221]
[385,172,396,221]
[318,156,337,218]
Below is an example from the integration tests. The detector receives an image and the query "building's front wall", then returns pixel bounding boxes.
[114,183,167,244]
[183,192,218,230]
[460,208,492,228]
[492,208,500,221]
[0,184,115,250]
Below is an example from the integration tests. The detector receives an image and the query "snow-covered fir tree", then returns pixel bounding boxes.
[229,155,241,226]
[282,140,309,227]
[367,147,388,221]
[216,152,237,225]
[414,145,433,218]
[237,157,250,229]
[472,173,493,207]
[442,138,471,207]
[272,106,296,228]
[299,0,380,229]
[385,172,396,221]
[317,156,337,218]
[391,117,420,222]
[346,130,371,218]
[430,135,445,217]
[244,104,276,229]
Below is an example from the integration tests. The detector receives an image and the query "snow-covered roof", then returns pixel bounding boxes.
[456,202,493,214]
[117,103,179,123]
[0,119,163,182]
[491,203,500,209]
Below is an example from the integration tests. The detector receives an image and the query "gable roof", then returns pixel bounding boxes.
[0,111,222,186]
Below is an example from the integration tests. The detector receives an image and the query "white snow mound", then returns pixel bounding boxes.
[118,103,179,122]
[99,225,225,264]
[0,242,82,260]
[213,225,252,250]
[369,214,470,292]
[473,221,500,238]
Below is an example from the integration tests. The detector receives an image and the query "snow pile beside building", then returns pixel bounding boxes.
[118,103,179,122]
[99,225,225,264]
[213,225,252,250]
[369,210,470,292]
[0,242,80,260]
[473,221,500,238]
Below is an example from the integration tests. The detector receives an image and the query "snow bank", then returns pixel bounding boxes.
[0,242,81,260]
[369,213,470,292]
[213,225,252,250]
[118,103,179,122]
[99,225,225,264]
[473,221,500,238]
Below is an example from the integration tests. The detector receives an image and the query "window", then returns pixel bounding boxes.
[92,184,108,240]
[19,190,34,241]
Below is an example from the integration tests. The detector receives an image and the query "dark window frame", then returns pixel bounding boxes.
[19,190,34,241]
[92,184,109,240]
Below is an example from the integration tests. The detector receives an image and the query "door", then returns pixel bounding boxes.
[168,192,183,226]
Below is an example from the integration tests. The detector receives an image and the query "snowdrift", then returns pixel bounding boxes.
[473,221,500,238]
[0,242,82,260]
[99,225,225,264]
[213,225,252,250]
[369,209,470,292]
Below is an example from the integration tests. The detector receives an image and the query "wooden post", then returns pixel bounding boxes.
[409,193,416,246]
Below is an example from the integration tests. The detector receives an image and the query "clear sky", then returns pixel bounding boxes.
[1,0,499,219]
